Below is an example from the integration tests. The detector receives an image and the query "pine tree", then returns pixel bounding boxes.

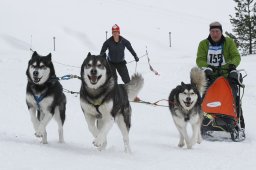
[227,0,256,55]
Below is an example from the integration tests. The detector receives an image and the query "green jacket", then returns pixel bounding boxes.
[196,36,241,72]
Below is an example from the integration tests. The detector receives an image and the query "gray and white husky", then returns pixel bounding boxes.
[168,67,206,149]
[80,52,143,152]
[26,51,66,144]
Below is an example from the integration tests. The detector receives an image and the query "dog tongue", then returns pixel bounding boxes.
[91,76,97,83]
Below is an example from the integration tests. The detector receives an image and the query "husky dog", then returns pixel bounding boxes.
[26,51,66,144]
[80,52,143,152]
[168,67,206,149]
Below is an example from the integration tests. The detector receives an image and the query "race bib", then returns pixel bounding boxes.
[207,45,226,67]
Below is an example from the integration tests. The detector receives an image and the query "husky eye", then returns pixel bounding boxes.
[31,65,38,69]
[87,64,92,67]
[40,65,46,69]
[183,92,187,95]
[191,92,195,95]
[97,64,102,67]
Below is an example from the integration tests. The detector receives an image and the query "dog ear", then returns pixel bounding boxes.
[181,81,185,86]
[32,51,38,59]
[46,53,52,61]
[87,52,91,57]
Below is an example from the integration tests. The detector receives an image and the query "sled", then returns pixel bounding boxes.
[201,69,247,142]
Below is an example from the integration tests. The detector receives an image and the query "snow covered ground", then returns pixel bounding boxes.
[0,0,256,169]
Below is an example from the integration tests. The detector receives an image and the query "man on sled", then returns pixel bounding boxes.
[196,21,246,141]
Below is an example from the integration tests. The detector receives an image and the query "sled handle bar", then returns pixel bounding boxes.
[236,69,247,88]
[203,67,247,88]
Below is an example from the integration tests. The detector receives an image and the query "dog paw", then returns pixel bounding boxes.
[197,139,202,144]
[190,139,197,146]
[197,135,203,144]
[187,143,192,149]
[97,141,107,151]
[93,137,106,149]
[178,141,185,148]
[124,145,132,153]
[59,139,65,144]
[41,140,48,144]
[34,131,43,138]
[35,127,45,138]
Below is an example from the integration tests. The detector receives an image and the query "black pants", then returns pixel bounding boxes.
[108,60,130,84]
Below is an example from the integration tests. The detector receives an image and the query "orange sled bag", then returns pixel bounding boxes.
[202,76,237,119]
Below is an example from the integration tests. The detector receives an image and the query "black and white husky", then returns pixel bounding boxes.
[80,53,143,152]
[26,51,66,144]
[168,67,206,149]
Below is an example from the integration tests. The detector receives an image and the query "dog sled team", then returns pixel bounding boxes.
[25,21,246,152]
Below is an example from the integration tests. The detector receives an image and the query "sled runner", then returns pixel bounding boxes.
[201,69,246,142]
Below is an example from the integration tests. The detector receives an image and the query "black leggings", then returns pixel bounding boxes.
[108,61,130,84]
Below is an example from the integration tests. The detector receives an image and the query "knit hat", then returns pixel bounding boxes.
[112,24,120,33]
[209,21,222,32]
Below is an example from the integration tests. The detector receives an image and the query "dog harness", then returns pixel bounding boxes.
[82,76,114,119]
[33,92,47,111]
[32,77,57,111]
[87,99,104,119]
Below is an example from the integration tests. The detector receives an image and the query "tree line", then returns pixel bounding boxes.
[226,0,256,55]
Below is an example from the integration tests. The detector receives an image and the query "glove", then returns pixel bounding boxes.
[134,56,139,62]
[228,71,239,82]
[228,64,239,83]
[228,64,236,72]
[207,65,216,72]
[204,67,213,78]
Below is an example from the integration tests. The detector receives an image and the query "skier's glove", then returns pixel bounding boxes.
[228,64,236,73]
[204,67,213,77]
[134,56,139,62]
[207,65,217,72]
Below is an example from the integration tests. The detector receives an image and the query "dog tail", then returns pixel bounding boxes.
[125,73,144,101]
[190,67,207,94]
